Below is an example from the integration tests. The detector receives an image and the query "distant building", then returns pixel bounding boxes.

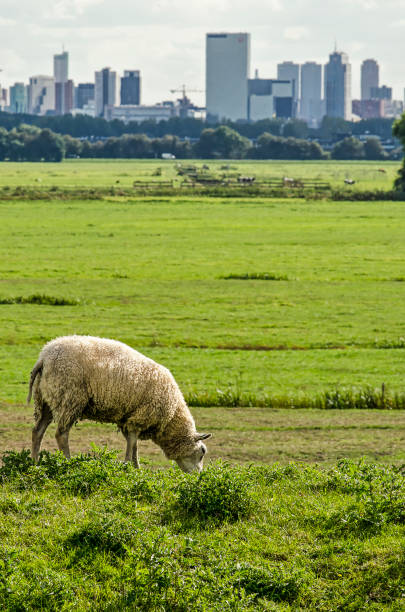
[371,85,392,100]
[54,51,69,84]
[361,59,379,100]
[300,62,323,126]
[325,50,351,120]
[277,61,299,116]
[352,99,383,119]
[120,70,141,105]
[248,78,293,120]
[54,51,73,115]
[9,83,28,113]
[206,32,250,122]
[382,99,403,118]
[95,67,117,117]
[104,103,175,123]
[76,83,95,109]
[28,76,55,115]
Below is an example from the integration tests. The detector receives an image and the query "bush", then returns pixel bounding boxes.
[174,462,256,523]
[235,563,307,602]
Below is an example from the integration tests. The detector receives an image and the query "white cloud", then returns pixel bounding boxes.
[283,26,309,40]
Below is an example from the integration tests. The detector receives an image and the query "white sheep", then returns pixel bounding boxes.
[27,335,211,472]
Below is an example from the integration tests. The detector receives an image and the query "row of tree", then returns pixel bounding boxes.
[0,124,396,162]
[393,115,405,190]
[0,110,398,142]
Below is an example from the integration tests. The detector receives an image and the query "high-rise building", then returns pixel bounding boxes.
[95,67,117,117]
[54,51,73,114]
[54,51,69,83]
[120,70,141,105]
[361,59,379,100]
[10,83,28,113]
[300,62,323,126]
[371,85,392,100]
[28,76,55,115]
[277,62,299,116]
[206,32,250,122]
[76,83,95,109]
[325,50,351,120]
[247,78,293,120]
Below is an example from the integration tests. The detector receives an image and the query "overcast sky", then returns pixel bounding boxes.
[0,0,404,105]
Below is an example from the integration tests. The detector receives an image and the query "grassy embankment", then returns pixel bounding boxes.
[0,450,404,610]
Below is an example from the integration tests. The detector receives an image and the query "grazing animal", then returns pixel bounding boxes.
[377,168,387,173]
[238,176,256,184]
[344,179,356,185]
[28,336,211,472]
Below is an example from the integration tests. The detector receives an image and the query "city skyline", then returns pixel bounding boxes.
[0,0,404,106]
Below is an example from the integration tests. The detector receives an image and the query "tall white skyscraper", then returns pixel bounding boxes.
[361,59,379,100]
[54,51,73,115]
[206,33,250,122]
[95,67,117,117]
[277,61,300,116]
[300,62,323,126]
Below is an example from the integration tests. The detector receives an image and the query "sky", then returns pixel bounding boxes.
[0,0,404,106]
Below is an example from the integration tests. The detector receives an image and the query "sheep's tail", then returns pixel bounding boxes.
[27,360,43,404]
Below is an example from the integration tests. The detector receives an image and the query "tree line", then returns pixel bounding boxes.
[0,110,398,142]
[0,123,397,162]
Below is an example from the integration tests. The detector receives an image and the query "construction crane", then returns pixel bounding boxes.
[169,85,205,117]
[170,84,204,99]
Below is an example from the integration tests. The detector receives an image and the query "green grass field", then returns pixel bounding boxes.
[0,158,400,190]
[1,159,405,610]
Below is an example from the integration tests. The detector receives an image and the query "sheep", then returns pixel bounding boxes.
[27,335,211,473]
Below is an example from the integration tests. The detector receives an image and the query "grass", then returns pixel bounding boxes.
[0,449,404,610]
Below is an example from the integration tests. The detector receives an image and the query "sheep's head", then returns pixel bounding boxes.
[175,433,212,473]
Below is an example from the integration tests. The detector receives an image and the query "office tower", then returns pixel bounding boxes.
[95,67,117,117]
[120,70,141,105]
[325,50,351,120]
[248,78,293,120]
[361,59,379,100]
[10,82,27,113]
[300,62,323,126]
[54,51,68,83]
[371,85,392,100]
[28,76,55,115]
[54,51,73,114]
[206,32,250,122]
[76,83,95,109]
[277,61,299,116]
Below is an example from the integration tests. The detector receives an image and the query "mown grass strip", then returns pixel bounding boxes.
[0,294,80,306]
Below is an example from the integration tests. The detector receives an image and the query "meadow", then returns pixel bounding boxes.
[0,159,405,609]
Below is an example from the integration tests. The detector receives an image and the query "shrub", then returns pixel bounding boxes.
[65,515,140,558]
[174,462,256,523]
[235,563,306,602]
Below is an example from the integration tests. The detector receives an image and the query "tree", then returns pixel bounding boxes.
[331,137,365,160]
[393,113,405,190]
[363,137,387,161]
[195,126,251,159]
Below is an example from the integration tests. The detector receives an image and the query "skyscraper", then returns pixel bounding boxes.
[206,32,250,122]
[54,51,73,115]
[10,83,27,113]
[95,67,117,117]
[277,61,299,116]
[361,59,379,100]
[120,70,141,105]
[76,83,95,109]
[54,51,68,83]
[300,62,323,126]
[325,50,351,120]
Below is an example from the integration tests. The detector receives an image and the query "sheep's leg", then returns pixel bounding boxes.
[124,431,140,468]
[55,425,72,459]
[32,406,53,462]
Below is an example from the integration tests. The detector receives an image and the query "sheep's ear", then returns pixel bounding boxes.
[195,433,212,441]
